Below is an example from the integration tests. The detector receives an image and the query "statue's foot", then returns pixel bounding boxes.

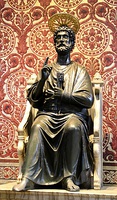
[12,178,34,192]
[62,177,80,192]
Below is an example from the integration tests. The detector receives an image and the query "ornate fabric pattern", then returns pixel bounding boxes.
[0,0,117,183]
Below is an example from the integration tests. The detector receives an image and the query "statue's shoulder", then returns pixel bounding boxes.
[49,62,56,69]
[71,61,85,71]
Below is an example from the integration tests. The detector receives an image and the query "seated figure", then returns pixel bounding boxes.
[13,13,94,192]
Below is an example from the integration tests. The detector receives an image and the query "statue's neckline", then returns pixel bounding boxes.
[52,62,73,73]
[56,61,73,66]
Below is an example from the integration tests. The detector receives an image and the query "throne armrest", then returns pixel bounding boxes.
[17,73,37,182]
[91,72,103,189]
[18,73,37,138]
[17,100,32,183]
[18,100,32,133]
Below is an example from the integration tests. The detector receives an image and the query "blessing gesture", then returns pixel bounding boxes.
[41,57,52,81]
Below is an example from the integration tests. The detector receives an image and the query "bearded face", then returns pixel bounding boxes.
[54,30,73,54]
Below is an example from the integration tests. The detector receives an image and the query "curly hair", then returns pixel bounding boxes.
[54,25,75,51]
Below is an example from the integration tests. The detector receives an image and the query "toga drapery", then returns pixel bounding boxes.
[22,62,94,188]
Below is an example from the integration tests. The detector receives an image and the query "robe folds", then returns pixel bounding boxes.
[22,62,94,188]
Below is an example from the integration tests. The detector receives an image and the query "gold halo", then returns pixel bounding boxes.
[48,13,80,34]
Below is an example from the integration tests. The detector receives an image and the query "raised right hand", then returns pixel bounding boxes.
[41,57,52,81]
[41,65,52,80]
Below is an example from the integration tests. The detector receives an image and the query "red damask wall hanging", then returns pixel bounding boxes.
[0,0,117,183]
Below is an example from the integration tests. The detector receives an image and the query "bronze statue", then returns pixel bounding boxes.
[13,13,94,192]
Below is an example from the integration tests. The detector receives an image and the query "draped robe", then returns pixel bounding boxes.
[22,62,94,187]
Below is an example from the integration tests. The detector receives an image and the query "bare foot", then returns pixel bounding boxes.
[12,178,34,192]
[62,177,80,192]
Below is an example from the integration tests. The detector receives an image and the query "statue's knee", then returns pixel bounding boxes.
[63,119,82,144]
[31,123,41,136]
[65,118,82,133]
[66,124,77,132]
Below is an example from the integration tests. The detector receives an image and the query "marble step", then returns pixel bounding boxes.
[0,182,117,200]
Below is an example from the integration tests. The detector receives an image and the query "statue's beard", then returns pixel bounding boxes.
[55,43,72,53]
